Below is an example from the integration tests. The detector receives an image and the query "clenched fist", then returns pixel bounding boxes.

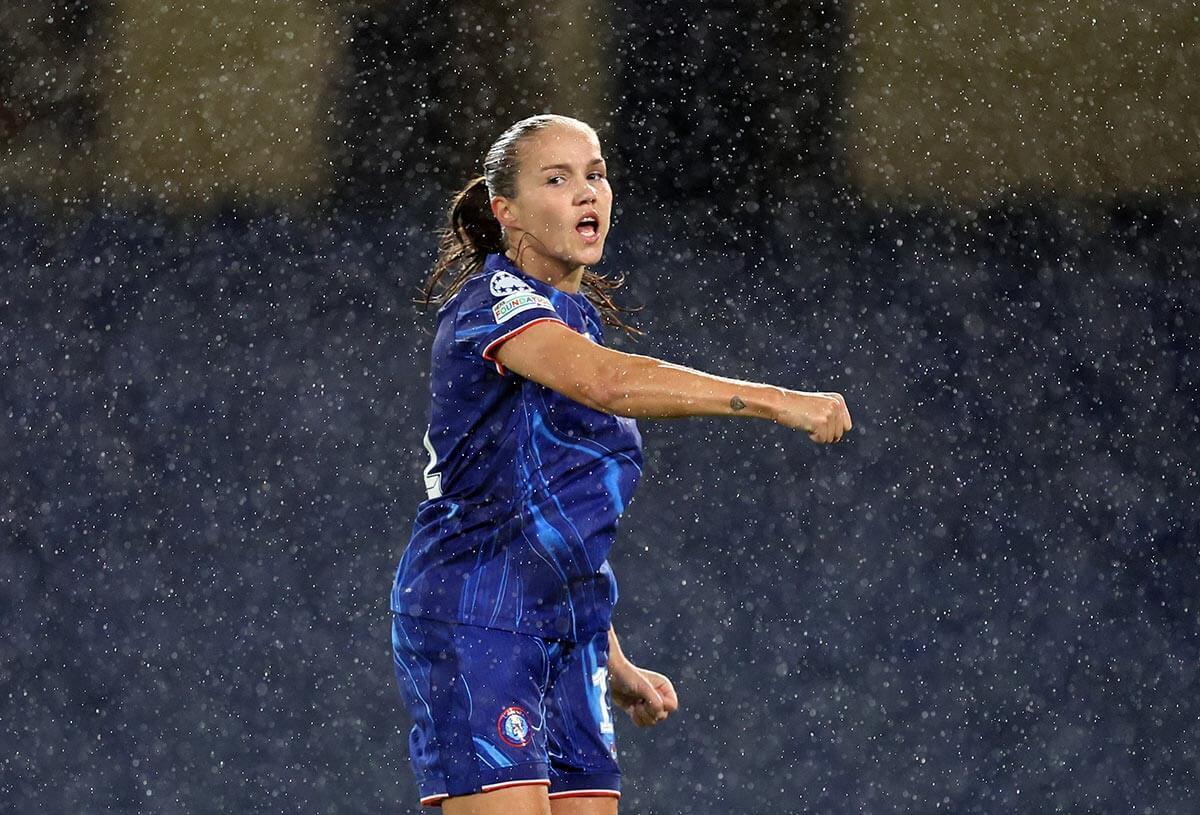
[776,390,853,443]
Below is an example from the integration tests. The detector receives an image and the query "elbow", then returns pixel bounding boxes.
[583,356,642,416]
[577,372,620,415]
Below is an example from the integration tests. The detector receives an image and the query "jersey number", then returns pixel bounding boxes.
[591,666,615,735]
[422,429,442,499]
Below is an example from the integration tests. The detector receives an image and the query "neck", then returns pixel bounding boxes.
[505,243,584,293]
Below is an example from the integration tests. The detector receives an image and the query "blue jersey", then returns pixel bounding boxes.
[391,253,643,641]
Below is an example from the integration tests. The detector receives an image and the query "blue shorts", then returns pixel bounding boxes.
[391,613,621,807]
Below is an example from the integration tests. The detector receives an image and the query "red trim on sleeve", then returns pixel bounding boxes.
[481,316,569,375]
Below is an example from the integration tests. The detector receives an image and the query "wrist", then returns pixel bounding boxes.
[608,650,634,673]
[752,385,788,423]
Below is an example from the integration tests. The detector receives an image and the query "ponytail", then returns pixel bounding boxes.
[420,176,503,308]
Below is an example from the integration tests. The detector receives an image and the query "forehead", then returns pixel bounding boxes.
[517,123,602,169]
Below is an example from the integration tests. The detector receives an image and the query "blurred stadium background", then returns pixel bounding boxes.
[2,2,1197,812]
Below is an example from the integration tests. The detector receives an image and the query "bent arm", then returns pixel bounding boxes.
[607,625,678,727]
[493,320,852,441]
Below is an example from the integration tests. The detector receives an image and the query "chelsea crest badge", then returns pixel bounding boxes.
[497,705,532,747]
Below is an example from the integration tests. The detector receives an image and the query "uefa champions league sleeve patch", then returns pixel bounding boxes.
[497,706,532,747]
[489,271,554,324]
[489,270,534,297]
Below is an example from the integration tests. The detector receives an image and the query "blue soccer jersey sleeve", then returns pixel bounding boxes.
[453,266,568,376]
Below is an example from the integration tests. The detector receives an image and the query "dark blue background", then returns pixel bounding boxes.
[2,198,1197,813]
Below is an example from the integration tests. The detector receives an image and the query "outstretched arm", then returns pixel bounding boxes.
[494,320,852,443]
[607,626,678,728]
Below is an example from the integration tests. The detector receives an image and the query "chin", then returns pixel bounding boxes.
[576,242,606,267]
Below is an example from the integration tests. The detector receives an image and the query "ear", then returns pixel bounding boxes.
[491,196,519,230]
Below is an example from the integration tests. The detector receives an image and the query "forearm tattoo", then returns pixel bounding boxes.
[730,395,746,412]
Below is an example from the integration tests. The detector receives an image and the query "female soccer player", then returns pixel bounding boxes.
[390,114,852,815]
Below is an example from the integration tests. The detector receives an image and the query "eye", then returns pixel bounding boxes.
[546,175,566,185]
[587,171,607,181]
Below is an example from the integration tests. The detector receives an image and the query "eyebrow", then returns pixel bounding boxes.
[539,159,606,171]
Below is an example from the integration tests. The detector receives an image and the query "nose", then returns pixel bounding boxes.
[575,179,597,204]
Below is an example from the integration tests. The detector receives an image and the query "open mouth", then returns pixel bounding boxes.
[576,215,600,239]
